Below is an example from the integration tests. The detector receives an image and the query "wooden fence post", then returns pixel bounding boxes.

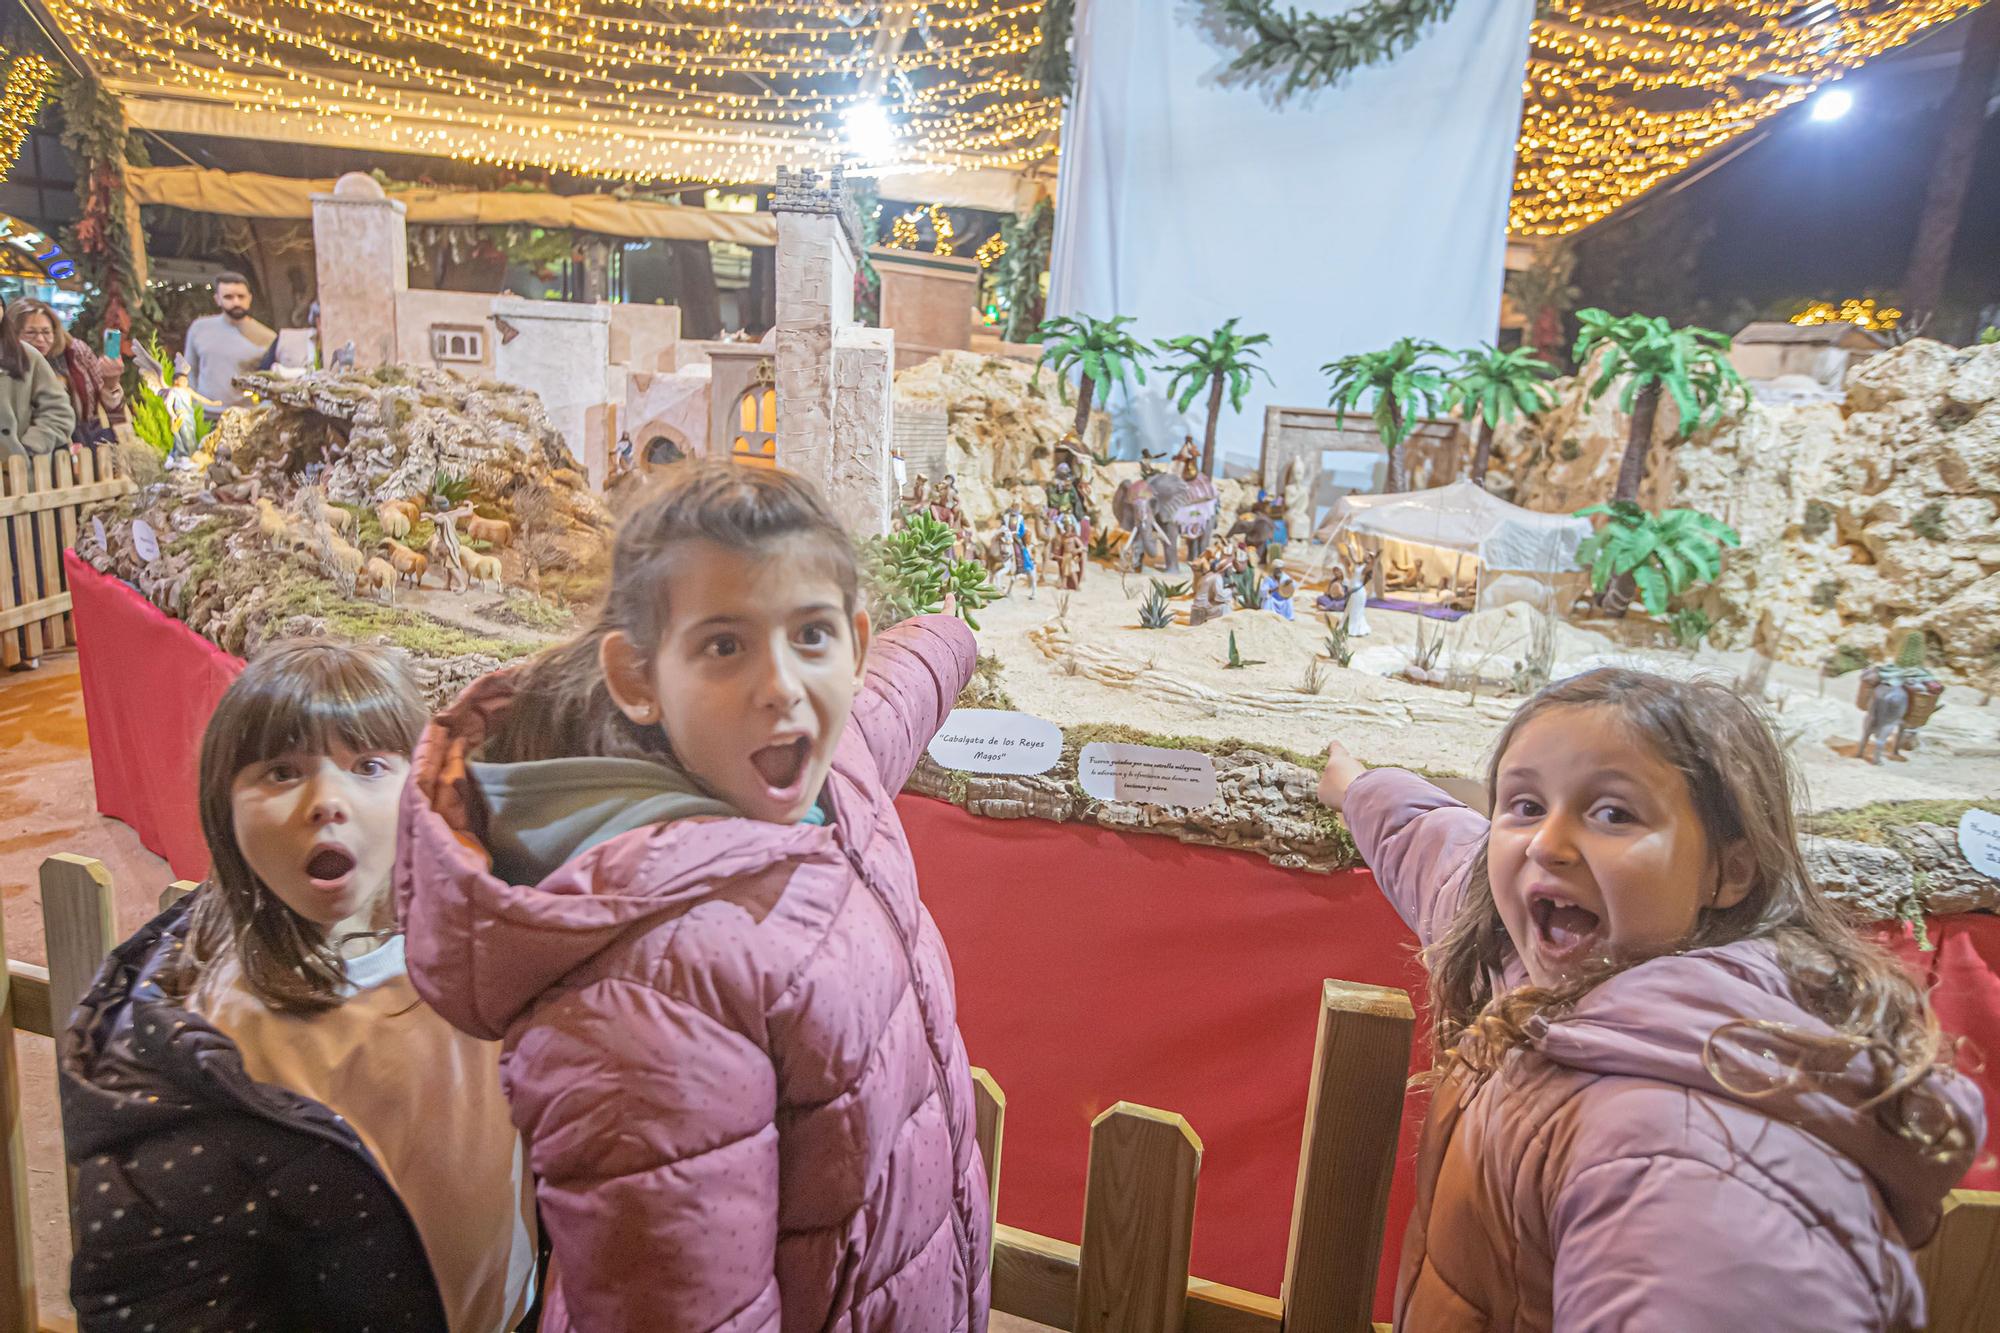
[1914,1189,2000,1333]
[0,883,40,1329]
[159,882,198,913]
[1075,1102,1202,1333]
[970,1066,1004,1261]
[1278,979,1415,1333]
[41,855,119,1037]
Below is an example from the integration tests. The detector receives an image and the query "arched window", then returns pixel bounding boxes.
[645,436,685,467]
[731,385,778,468]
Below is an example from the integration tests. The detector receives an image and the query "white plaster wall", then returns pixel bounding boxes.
[610,304,684,374]
[776,212,838,488]
[625,366,713,460]
[830,325,895,536]
[492,297,613,485]
[392,290,497,371]
[311,194,407,370]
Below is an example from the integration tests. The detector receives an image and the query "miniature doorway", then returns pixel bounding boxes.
[731,384,778,468]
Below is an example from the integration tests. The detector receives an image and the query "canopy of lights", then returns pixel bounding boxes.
[34,0,1985,234]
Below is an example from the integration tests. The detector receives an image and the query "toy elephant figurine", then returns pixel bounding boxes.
[1858,674,1910,765]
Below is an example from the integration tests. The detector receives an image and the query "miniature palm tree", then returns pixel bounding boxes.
[1321,338,1452,492]
[1036,313,1152,440]
[1450,344,1558,486]
[1156,318,1273,478]
[1573,501,1739,618]
[1572,309,1748,504]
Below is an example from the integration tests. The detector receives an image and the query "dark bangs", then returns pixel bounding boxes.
[208,640,427,780]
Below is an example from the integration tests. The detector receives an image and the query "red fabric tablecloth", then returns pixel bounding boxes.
[65,550,2000,1319]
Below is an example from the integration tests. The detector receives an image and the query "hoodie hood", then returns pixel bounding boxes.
[396,668,869,1043]
[469,755,736,885]
[1530,938,1986,1246]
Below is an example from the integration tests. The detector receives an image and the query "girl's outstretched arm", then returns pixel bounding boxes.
[1323,744,1489,947]
[849,614,978,794]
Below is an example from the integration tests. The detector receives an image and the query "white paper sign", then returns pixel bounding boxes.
[1078,741,1218,808]
[130,518,160,563]
[927,708,1062,776]
[91,515,106,549]
[1960,809,2000,881]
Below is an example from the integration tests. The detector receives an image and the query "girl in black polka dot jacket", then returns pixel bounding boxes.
[60,641,538,1332]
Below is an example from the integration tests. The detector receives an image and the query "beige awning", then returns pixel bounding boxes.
[126,165,783,246]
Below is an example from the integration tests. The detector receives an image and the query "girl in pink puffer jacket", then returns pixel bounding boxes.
[1317,669,1985,1332]
[396,462,990,1332]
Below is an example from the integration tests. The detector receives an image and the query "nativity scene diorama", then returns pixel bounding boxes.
[72,164,2000,925]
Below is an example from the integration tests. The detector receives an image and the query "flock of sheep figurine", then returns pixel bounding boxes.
[253,493,512,604]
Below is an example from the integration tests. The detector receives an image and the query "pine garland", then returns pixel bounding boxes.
[996,197,1053,344]
[1027,0,1076,102]
[57,75,158,344]
[1208,0,1460,96]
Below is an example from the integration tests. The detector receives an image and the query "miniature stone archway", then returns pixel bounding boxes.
[640,427,691,471]
[730,375,778,469]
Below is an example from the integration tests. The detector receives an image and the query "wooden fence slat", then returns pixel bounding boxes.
[40,855,118,1038]
[1279,979,1414,1333]
[30,454,64,652]
[2,455,34,664]
[1075,1103,1202,1333]
[0,882,41,1329]
[159,882,197,913]
[0,476,132,521]
[2,963,51,1042]
[1915,1189,2000,1333]
[971,1066,1004,1261]
[51,452,78,648]
[992,1227,1283,1333]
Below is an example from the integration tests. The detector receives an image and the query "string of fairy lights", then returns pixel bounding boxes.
[22,1,1986,234]
[0,52,57,181]
[1515,0,1984,235]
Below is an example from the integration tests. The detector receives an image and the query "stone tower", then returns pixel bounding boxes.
[771,166,895,536]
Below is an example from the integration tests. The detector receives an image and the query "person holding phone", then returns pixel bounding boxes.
[11,298,123,447]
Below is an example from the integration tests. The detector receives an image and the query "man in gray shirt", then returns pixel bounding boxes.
[182,271,275,415]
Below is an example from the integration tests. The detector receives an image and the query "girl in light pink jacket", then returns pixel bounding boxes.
[1318,668,1984,1332]
[397,462,989,1332]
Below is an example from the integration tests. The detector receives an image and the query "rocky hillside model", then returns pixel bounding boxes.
[76,368,606,702]
[1488,339,1999,688]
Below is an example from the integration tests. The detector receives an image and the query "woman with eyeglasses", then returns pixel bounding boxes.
[11,298,124,447]
[0,301,76,459]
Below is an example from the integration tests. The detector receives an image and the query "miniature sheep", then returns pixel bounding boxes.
[464,551,504,591]
[325,534,365,575]
[357,557,397,605]
[466,516,513,548]
[379,538,428,588]
[376,504,411,540]
[324,505,356,536]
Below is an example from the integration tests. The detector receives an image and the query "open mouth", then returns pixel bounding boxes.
[749,736,812,796]
[1529,893,1603,965]
[305,844,358,889]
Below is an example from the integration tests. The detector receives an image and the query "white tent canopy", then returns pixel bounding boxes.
[1312,480,1590,611]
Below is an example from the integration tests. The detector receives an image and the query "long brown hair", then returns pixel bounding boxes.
[481,460,859,764]
[0,304,40,380]
[1427,668,1965,1152]
[9,299,68,357]
[168,639,427,1015]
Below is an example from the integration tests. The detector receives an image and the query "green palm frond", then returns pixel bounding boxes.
[1320,338,1452,448]
[1571,309,1748,440]
[1036,313,1153,408]
[1574,502,1740,615]
[1448,344,1558,428]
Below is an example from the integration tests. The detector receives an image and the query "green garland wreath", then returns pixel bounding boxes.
[57,75,160,345]
[1033,0,1459,104]
[1210,0,1461,96]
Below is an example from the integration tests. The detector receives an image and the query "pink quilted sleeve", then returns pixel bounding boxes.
[509,978,783,1332]
[848,614,979,793]
[1342,768,1491,947]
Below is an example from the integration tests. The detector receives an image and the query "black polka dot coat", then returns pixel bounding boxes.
[59,900,452,1333]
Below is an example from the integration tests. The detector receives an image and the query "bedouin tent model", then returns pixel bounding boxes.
[1312,479,1591,612]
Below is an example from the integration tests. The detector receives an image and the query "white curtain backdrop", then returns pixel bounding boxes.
[1048,0,1534,470]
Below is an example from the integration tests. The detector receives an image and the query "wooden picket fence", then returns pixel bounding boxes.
[0,446,133,670]
[3,855,1998,1333]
